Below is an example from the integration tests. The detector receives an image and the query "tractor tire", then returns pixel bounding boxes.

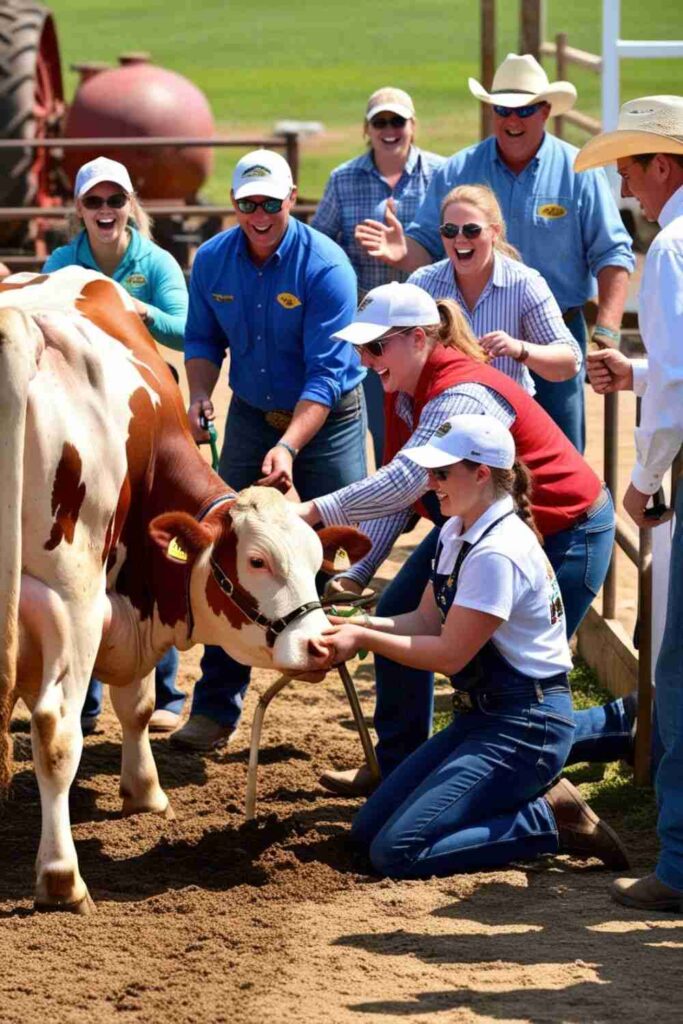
[0,1,63,247]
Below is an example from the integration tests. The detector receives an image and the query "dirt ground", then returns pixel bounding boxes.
[3,367,681,1024]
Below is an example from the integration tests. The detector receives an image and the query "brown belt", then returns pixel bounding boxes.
[574,484,610,526]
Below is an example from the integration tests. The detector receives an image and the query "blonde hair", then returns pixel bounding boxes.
[440,184,520,261]
[68,192,154,240]
[422,298,486,362]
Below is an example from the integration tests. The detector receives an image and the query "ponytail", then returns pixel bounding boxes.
[423,299,485,362]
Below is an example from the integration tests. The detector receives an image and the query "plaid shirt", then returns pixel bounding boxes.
[311,146,445,294]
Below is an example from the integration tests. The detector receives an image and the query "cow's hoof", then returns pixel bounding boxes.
[34,889,96,915]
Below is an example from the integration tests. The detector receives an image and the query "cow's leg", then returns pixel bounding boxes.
[110,673,172,818]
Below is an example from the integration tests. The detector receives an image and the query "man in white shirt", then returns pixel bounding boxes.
[578,95,683,912]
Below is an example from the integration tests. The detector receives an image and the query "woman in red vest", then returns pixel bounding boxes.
[295,282,631,796]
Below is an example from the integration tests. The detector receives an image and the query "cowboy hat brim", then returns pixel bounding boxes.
[468,77,577,118]
[575,129,683,171]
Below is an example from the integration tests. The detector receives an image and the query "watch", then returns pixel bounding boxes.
[517,342,530,363]
[275,439,299,459]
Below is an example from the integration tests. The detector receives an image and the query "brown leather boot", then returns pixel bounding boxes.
[610,873,683,912]
[544,777,631,870]
[319,765,379,797]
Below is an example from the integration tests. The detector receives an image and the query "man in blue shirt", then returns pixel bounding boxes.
[355,54,635,452]
[172,149,367,751]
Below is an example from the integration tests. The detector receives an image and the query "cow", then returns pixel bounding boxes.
[0,267,369,914]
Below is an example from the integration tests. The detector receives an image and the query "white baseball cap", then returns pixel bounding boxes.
[74,157,134,199]
[332,282,440,346]
[404,414,516,470]
[232,148,294,201]
[366,86,415,123]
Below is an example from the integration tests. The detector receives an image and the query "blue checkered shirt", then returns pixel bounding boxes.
[311,146,445,294]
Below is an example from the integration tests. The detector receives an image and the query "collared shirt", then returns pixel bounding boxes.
[184,216,364,410]
[436,495,572,677]
[629,184,683,495]
[408,253,581,393]
[406,134,635,310]
[43,228,188,351]
[315,382,514,586]
[311,145,445,293]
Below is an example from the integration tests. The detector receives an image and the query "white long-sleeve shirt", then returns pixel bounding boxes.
[630,185,683,495]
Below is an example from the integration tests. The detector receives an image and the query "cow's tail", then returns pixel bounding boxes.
[0,309,35,795]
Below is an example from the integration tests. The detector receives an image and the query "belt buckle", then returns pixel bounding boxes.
[265,409,293,431]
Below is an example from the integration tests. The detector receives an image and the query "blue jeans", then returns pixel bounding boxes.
[353,683,573,878]
[654,482,683,892]
[531,310,587,453]
[82,646,184,720]
[191,388,368,727]
[374,491,618,776]
[362,370,385,471]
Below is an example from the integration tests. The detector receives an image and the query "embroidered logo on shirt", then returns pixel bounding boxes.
[242,165,270,179]
[125,273,147,287]
[537,203,567,219]
[167,537,188,563]
[212,293,235,303]
[276,292,301,309]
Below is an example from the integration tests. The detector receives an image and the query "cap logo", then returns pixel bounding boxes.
[435,422,452,437]
[470,449,482,456]
[277,292,301,309]
[242,165,270,179]
[357,295,374,313]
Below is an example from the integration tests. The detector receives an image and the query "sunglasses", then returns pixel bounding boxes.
[492,102,544,119]
[439,222,483,240]
[235,196,286,214]
[81,192,129,210]
[369,115,407,130]
[357,327,412,358]
[431,467,451,482]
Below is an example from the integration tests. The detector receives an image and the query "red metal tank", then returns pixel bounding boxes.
[63,56,215,200]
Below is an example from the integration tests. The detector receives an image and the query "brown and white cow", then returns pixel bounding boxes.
[0,267,368,913]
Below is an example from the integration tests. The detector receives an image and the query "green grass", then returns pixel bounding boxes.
[52,1,683,198]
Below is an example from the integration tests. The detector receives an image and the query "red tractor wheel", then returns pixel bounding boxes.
[0,1,64,247]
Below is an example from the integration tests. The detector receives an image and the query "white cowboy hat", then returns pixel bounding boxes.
[468,53,576,118]
[575,95,683,171]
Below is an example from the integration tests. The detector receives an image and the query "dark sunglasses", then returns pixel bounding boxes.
[439,222,483,240]
[492,101,544,119]
[235,196,286,214]
[81,192,129,210]
[369,115,407,130]
[431,467,452,482]
[357,327,412,358]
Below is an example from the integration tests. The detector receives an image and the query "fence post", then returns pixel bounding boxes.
[602,391,619,619]
[283,132,299,188]
[519,0,544,58]
[554,32,568,139]
[480,0,496,141]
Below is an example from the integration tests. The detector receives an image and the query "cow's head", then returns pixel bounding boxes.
[149,487,370,673]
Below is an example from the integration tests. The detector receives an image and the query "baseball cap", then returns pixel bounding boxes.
[332,282,440,346]
[74,157,134,199]
[403,414,516,470]
[232,149,294,201]
[366,87,415,123]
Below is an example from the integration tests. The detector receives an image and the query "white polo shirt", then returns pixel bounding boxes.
[436,495,572,678]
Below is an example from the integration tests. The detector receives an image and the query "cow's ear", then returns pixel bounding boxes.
[318,526,372,574]
[149,512,215,564]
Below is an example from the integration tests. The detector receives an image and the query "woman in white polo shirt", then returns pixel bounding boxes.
[317,415,629,877]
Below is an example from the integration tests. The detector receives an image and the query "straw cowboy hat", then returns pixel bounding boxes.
[575,95,683,171]
[468,53,577,118]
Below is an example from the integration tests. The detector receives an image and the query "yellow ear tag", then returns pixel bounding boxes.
[167,536,188,563]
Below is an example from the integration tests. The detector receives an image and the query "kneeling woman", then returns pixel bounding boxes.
[318,415,629,877]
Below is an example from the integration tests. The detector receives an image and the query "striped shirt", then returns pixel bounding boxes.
[407,253,582,394]
[311,146,445,294]
[315,382,515,587]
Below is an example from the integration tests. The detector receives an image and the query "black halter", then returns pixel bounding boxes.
[187,492,322,647]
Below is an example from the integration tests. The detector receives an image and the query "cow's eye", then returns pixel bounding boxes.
[249,556,266,570]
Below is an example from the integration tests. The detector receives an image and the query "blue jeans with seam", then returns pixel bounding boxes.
[190,388,368,728]
[530,310,587,454]
[373,491,624,777]
[353,683,573,878]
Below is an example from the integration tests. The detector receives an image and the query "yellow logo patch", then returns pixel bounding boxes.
[212,293,234,303]
[277,292,301,309]
[167,537,188,563]
[125,273,147,288]
[537,203,567,219]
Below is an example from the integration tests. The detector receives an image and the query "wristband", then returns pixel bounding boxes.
[516,342,530,363]
[275,439,299,459]
[593,325,621,343]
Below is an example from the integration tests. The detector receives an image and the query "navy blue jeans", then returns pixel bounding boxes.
[82,646,184,721]
[190,388,368,728]
[362,370,385,471]
[374,491,619,777]
[531,310,587,454]
[353,683,573,878]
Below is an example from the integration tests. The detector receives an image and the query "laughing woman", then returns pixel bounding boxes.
[317,415,629,878]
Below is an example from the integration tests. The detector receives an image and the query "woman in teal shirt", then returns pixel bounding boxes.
[44,156,188,731]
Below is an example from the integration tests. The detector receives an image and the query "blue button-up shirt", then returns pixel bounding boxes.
[312,145,445,294]
[185,216,364,411]
[406,134,635,311]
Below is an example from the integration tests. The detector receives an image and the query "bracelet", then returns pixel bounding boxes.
[516,342,530,363]
[593,324,621,343]
[275,439,299,459]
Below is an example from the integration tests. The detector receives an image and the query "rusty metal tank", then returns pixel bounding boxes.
[63,55,215,199]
